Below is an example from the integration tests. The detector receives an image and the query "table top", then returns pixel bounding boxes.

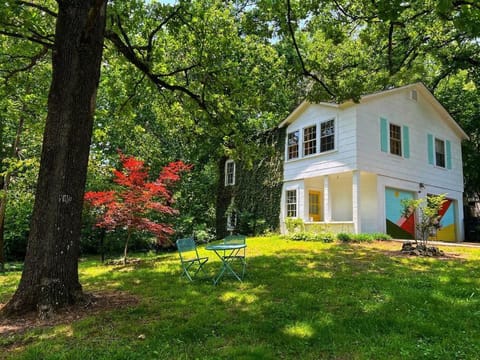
[205,243,247,251]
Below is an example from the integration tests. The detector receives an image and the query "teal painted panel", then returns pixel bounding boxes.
[402,125,410,158]
[380,118,388,152]
[446,140,452,169]
[427,134,434,165]
[442,200,454,227]
[385,188,414,223]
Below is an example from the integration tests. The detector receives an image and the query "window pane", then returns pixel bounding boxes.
[389,124,402,156]
[287,131,299,159]
[225,161,235,185]
[286,190,297,217]
[320,119,335,152]
[303,126,317,156]
[435,138,445,167]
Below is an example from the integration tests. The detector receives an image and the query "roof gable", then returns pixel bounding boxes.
[279,83,469,141]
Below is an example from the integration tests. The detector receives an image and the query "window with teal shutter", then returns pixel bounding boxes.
[402,125,410,158]
[427,134,434,165]
[380,118,388,152]
[446,140,452,169]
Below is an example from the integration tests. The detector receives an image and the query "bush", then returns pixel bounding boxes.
[370,232,392,241]
[286,231,335,243]
[285,217,305,233]
[337,233,352,243]
[337,232,391,243]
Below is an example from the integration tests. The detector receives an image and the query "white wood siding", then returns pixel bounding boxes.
[359,172,378,233]
[283,105,357,181]
[356,89,464,193]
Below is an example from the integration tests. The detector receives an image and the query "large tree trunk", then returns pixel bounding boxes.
[1,0,107,317]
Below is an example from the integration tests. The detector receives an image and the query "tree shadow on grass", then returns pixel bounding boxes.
[2,242,480,359]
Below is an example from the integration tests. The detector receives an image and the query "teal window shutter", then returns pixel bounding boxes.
[402,125,410,158]
[427,134,434,165]
[446,140,452,169]
[380,118,388,152]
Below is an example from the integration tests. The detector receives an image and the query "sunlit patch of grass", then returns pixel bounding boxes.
[283,321,315,339]
[220,291,258,305]
[2,238,480,359]
[0,272,21,303]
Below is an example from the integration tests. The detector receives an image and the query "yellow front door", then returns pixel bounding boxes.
[309,191,322,221]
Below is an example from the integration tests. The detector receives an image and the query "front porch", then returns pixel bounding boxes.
[303,221,355,234]
[281,171,380,234]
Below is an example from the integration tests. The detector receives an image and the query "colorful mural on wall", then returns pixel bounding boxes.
[431,197,456,242]
[385,188,415,239]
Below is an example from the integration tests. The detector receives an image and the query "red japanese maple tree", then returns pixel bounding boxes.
[84,152,191,264]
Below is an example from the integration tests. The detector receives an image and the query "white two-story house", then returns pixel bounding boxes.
[279,83,469,242]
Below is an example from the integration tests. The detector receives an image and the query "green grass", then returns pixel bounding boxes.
[2,237,480,359]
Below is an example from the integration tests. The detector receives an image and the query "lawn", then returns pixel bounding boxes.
[1,236,480,359]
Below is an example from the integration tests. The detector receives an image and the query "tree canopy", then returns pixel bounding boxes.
[0,0,479,315]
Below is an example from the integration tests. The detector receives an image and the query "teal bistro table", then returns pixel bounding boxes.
[205,243,247,285]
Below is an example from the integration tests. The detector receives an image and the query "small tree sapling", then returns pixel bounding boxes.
[85,151,191,264]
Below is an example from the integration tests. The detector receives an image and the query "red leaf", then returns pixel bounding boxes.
[84,152,191,244]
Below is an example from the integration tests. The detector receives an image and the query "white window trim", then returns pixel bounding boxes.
[285,188,298,218]
[434,136,446,169]
[286,130,300,160]
[388,122,403,157]
[319,118,336,154]
[224,159,236,186]
[302,124,318,157]
[285,117,337,162]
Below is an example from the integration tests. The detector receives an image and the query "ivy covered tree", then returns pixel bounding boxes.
[85,152,191,264]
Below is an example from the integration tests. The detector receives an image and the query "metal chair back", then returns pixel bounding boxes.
[176,238,208,282]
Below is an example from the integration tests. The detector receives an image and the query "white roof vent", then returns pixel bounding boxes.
[409,89,418,101]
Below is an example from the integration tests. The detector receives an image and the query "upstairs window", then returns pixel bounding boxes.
[303,125,317,156]
[225,160,235,186]
[320,119,335,152]
[287,130,299,160]
[435,138,445,168]
[389,123,402,156]
[286,118,335,161]
[286,190,297,217]
[380,118,410,158]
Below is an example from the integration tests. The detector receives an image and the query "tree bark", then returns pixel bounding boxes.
[1,0,107,317]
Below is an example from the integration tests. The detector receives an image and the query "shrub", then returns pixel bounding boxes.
[370,232,392,241]
[337,233,352,243]
[286,231,335,243]
[337,232,391,243]
[285,217,305,233]
[317,232,335,243]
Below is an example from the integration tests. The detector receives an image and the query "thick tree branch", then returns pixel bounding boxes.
[2,46,49,82]
[146,5,183,64]
[105,30,206,110]
[0,29,53,47]
[17,0,57,17]
[118,74,146,113]
[286,0,335,99]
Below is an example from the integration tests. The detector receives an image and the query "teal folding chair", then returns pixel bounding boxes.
[176,238,208,282]
[222,234,247,279]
